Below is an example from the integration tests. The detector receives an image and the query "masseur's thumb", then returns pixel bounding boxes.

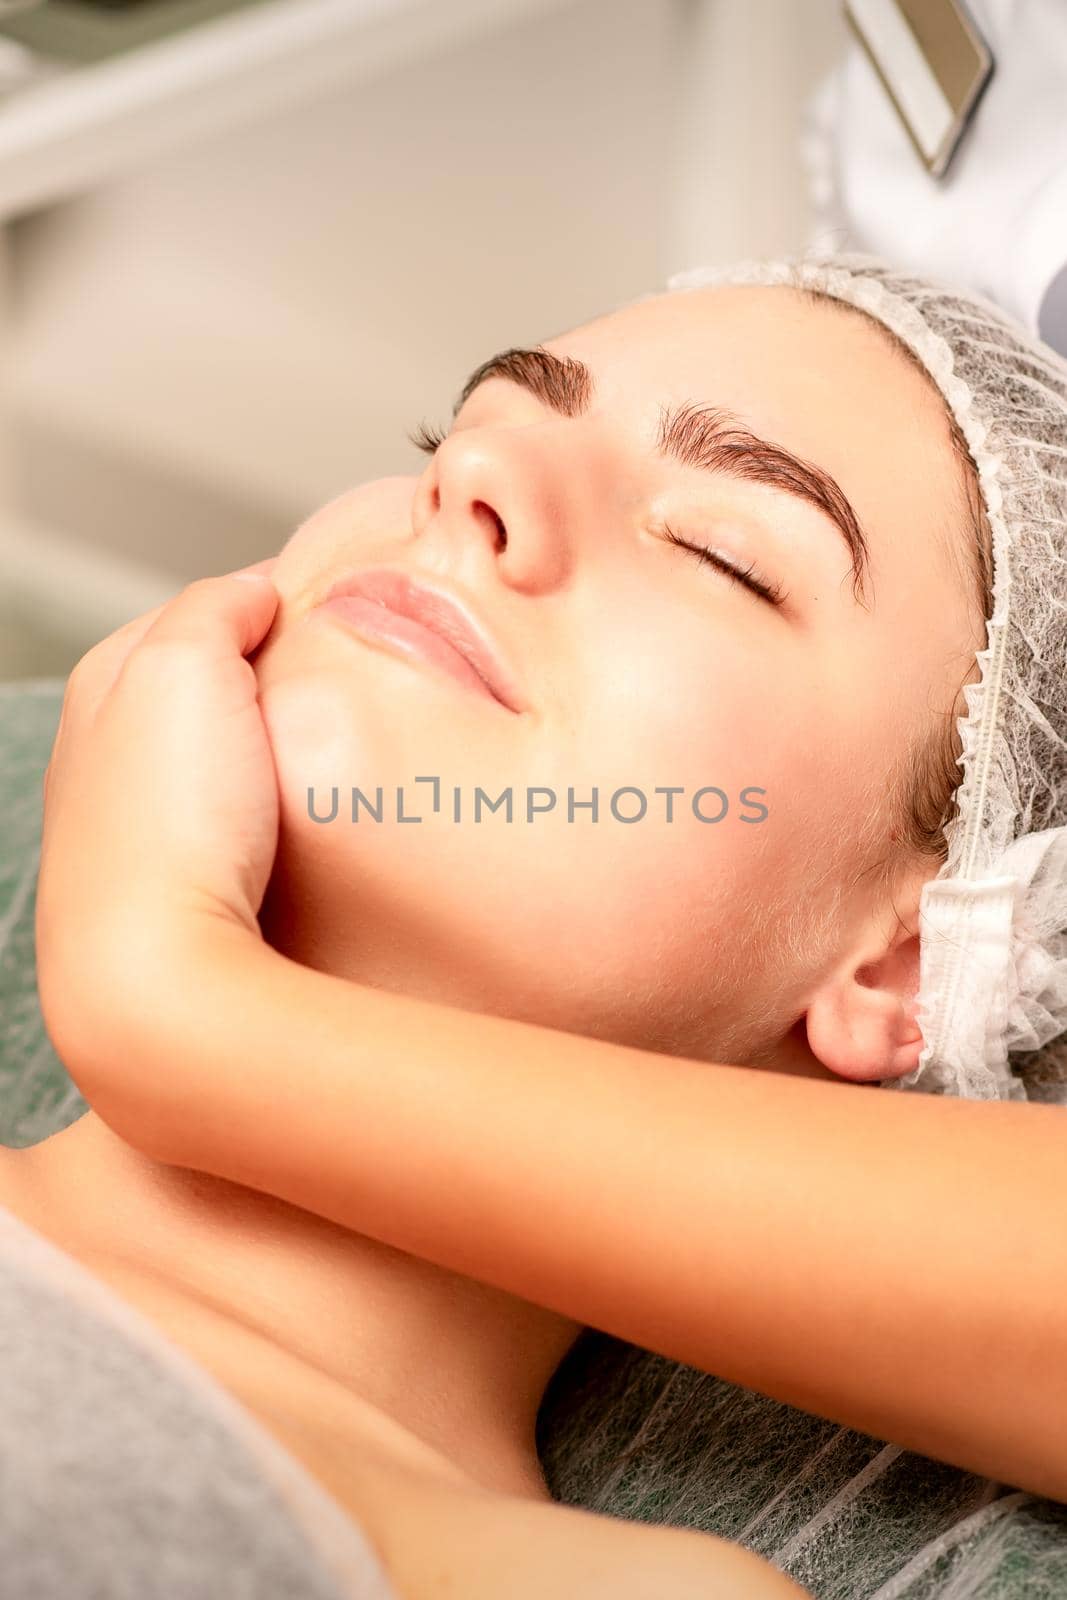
[138,563,280,661]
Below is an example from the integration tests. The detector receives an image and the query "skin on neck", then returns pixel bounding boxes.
[1,283,979,1498]
[0,1016,861,1501]
[0,1107,580,1499]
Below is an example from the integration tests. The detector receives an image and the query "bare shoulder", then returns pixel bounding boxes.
[498,1497,814,1599]
[208,1354,810,1600]
[373,1466,814,1600]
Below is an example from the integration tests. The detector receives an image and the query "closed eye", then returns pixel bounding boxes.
[663,524,788,607]
[407,419,789,608]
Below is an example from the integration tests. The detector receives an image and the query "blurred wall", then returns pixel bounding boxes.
[0,0,844,678]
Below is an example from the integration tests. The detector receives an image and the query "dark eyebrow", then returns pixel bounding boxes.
[454,345,872,607]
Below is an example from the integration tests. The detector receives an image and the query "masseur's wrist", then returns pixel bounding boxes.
[78,910,275,1166]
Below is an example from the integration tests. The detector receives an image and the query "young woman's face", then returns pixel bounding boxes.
[251,284,982,1068]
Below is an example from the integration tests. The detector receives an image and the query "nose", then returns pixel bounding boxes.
[409,420,595,594]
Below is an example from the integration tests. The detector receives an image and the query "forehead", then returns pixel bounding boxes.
[544,283,962,592]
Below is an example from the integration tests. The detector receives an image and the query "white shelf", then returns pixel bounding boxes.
[0,0,574,220]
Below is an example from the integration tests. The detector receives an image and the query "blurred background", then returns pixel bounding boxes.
[0,0,846,681]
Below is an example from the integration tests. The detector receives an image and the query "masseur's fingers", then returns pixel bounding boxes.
[67,557,277,708]
[131,565,278,666]
[43,558,279,804]
[36,557,286,1077]
[43,608,166,810]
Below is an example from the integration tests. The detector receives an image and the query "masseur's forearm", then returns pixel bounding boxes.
[96,925,1067,1504]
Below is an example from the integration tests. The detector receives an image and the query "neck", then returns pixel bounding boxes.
[1,1109,581,1501]
[0,978,833,1501]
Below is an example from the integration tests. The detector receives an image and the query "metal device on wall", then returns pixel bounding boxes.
[844,0,994,178]
[807,0,1066,357]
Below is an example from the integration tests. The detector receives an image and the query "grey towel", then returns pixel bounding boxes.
[0,1199,400,1599]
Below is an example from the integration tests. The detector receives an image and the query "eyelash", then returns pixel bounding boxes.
[661,524,787,608]
[407,421,787,609]
[408,420,449,453]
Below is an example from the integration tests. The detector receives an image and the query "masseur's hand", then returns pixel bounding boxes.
[35,564,280,1084]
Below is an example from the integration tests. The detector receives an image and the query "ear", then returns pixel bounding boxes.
[804,889,927,1086]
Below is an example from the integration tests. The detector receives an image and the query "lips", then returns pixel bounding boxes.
[313,567,528,713]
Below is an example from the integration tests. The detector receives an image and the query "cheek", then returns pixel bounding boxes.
[252,621,414,914]
[573,619,837,945]
[587,613,778,819]
[255,671,379,923]
[268,476,419,601]
[252,586,855,1031]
